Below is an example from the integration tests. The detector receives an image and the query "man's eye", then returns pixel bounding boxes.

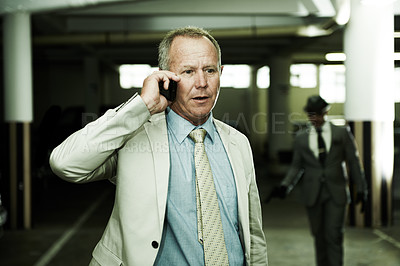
[184,70,193,74]
[206,69,216,74]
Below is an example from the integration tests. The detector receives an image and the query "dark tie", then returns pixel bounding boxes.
[317,128,326,165]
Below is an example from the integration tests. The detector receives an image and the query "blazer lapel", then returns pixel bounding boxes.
[214,121,248,203]
[214,120,250,247]
[325,122,336,162]
[144,112,170,230]
[303,130,318,160]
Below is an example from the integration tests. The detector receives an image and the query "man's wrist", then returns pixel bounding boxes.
[140,95,156,114]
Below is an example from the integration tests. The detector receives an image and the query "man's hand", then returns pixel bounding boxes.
[140,71,181,115]
[355,191,368,213]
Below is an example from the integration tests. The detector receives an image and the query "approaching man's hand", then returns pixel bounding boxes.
[356,191,368,213]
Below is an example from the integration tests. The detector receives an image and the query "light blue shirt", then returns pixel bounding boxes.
[154,108,244,265]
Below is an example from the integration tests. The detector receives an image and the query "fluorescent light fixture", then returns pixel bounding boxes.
[361,0,396,6]
[325,53,346,61]
[297,25,332,37]
[326,52,400,61]
[329,118,346,126]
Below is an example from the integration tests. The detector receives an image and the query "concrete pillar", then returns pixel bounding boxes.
[268,56,293,173]
[344,0,394,227]
[84,56,101,119]
[248,65,268,157]
[3,12,33,229]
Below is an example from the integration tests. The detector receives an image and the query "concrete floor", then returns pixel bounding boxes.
[0,161,399,266]
[258,161,400,266]
[262,191,400,266]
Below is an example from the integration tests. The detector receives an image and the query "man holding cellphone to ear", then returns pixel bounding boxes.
[50,26,268,266]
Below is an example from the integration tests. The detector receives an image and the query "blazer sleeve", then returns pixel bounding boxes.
[342,126,367,193]
[49,93,151,183]
[281,133,304,187]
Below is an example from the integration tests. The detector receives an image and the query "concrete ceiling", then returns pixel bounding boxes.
[0,0,399,66]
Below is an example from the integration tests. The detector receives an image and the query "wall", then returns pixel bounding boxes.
[101,66,140,109]
[34,62,85,127]
[213,87,249,133]
[31,61,400,159]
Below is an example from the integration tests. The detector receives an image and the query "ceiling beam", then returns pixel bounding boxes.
[64,15,311,33]
[0,0,133,14]
[61,0,316,16]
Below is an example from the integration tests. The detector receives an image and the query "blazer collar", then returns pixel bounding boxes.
[214,119,249,239]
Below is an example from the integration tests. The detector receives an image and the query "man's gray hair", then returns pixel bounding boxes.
[158,26,222,71]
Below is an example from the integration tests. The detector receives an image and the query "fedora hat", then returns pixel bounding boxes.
[304,95,331,114]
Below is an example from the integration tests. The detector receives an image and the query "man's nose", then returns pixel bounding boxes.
[194,71,207,88]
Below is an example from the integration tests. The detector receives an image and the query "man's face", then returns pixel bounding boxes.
[307,112,326,128]
[169,36,222,126]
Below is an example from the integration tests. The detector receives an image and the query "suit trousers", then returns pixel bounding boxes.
[306,183,346,266]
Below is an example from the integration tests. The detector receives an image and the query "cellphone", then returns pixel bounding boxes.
[159,80,177,101]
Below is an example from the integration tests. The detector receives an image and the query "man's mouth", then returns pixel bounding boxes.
[193,96,208,100]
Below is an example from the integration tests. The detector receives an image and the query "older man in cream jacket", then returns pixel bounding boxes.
[50,26,268,266]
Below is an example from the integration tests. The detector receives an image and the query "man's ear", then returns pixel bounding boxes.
[220,65,224,74]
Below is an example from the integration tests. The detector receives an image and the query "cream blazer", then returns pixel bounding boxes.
[50,94,268,266]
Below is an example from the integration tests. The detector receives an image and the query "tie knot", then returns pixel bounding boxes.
[316,127,322,134]
[189,128,207,143]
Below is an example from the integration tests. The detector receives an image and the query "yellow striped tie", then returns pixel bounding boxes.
[189,129,229,266]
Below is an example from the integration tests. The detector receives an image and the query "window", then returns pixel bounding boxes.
[220,65,250,88]
[290,64,317,88]
[119,64,158,89]
[319,64,346,103]
[120,64,253,89]
[256,66,270,89]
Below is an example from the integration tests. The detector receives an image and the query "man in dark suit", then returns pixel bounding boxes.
[273,95,367,266]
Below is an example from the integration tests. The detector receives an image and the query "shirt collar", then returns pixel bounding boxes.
[309,121,330,134]
[321,121,330,131]
[166,107,216,144]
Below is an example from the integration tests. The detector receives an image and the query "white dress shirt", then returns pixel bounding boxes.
[309,121,331,159]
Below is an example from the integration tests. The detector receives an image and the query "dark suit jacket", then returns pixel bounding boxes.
[282,122,367,207]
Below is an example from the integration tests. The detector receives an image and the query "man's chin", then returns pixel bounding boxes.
[187,113,211,126]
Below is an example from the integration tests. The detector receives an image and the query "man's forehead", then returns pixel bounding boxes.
[178,57,217,66]
[171,35,215,51]
[171,44,217,64]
